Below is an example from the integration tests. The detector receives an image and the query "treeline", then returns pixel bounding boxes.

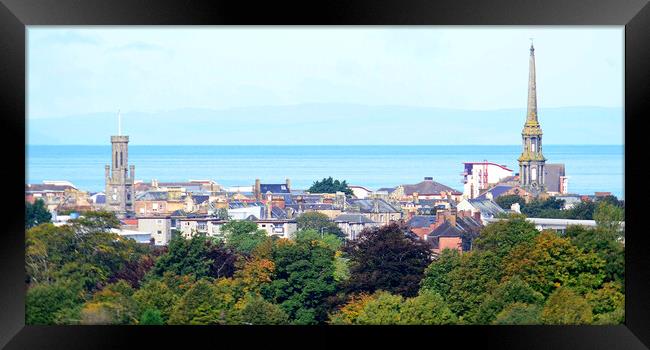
[26,204,624,325]
[495,194,624,220]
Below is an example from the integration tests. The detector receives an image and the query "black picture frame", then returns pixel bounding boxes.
[2,0,648,348]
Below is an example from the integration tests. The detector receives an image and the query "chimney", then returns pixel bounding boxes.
[449,208,457,226]
[424,177,433,181]
[285,178,291,191]
[413,192,419,204]
[486,191,493,201]
[255,179,261,200]
[152,178,158,188]
[266,191,272,219]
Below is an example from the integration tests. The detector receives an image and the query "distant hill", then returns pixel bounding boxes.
[27,104,623,145]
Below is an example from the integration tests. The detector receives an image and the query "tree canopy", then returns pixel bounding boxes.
[307,177,353,195]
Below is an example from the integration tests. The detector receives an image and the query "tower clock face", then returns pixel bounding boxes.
[112,193,118,201]
[531,182,539,189]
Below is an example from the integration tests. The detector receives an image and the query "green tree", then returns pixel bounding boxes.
[565,225,624,283]
[420,249,462,297]
[495,195,526,211]
[399,290,457,325]
[222,220,268,254]
[308,177,353,195]
[586,282,624,324]
[473,214,539,259]
[503,231,605,297]
[139,308,164,325]
[235,294,289,325]
[493,302,542,325]
[593,201,624,237]
[153,234,213,278]
[540,287,593,325]
[345,223,432,297]
[26,281,83,325]
[25,199,52,229]
[262,237,338,324]
[168,279,235,325]
[475,276,544,324]
[295,212,345,239]
[565,200,597,220]
[133,279,179,323]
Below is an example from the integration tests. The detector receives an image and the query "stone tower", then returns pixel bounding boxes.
[105,112,135,217]
[518,42,546,195]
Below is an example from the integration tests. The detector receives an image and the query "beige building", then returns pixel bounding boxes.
[138,216,173,245]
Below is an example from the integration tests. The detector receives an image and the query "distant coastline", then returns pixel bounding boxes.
[26,145,624,198]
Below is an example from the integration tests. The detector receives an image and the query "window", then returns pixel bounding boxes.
[532,167,537,181]
[120,151,123,166]
[115,152,118,168]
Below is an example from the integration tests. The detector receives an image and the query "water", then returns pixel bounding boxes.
[25,145,624,199]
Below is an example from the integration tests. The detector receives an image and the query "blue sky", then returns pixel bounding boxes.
[27,26,624,144]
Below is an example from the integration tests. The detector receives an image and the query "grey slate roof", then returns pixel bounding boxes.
[476,185,515,200]
[334,213,377,224]
[407,215,437,228]
[402,179,461,196]
[346,198,401,213]
[136,191,169,201]
[260,184,290,194]
[468,198,506,217]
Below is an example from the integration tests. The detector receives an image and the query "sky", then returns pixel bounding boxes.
[27,26,624,144]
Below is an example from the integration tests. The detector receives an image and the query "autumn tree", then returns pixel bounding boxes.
[540,287,593,325]
[474,276,544,324]
[503,231,605,297]
[344,223,432,297]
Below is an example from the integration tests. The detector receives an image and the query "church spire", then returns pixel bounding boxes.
[526,41,538,124]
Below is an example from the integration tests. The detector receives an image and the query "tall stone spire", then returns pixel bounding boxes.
[518,42,546,195]
[526,42,538,124]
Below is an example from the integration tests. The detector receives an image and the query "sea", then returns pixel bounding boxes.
[25,145,624,199]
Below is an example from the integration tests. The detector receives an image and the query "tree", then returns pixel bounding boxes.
[153,233,225,279]
[495,195,526,211]
[586,282,624,324]
[139,309,164,325]
[344,223,432,297]
[475,276,544,324]
[222,220,269,255]
[26,281,83,325]
[565,200,597,220]
[420,249,461,297]
[25,199,52,229]
[493,303,542,325]
[133,279,179,323]
[399,290,457,325]
[540,287,593,325]
[564,225,624,283]
[79,280,139,325]
[308,177,353,195]
[520,197,565,218]
[168,279,235,325]
[473,214,539,259]
[262,237,338,324]
[234,294,289,325]
[295,212,345,239]
[503,231,605,297]
[593,201,624,237]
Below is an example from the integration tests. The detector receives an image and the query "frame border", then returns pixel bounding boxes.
[1,0,648,348]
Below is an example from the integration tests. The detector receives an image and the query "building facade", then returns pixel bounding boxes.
[518,43,547,195]
[105,134,135,217]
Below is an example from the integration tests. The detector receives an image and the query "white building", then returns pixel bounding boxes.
[138,217,172,245]
[348,185,373,199]
[462,162,514,199]
[457,197,506,222]
[256,220,297,238]
[334,213,380,240]
[228,206,263,220]
[110,228,152,244]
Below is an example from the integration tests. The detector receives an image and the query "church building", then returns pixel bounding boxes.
[104,112,135,217]
[518,43,547,195]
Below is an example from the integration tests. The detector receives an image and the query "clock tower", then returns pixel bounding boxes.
[105,111,135,217]
[518,42,546,195]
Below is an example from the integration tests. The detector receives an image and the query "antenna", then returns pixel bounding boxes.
[529,37,535,49]
[118,109,121,136]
